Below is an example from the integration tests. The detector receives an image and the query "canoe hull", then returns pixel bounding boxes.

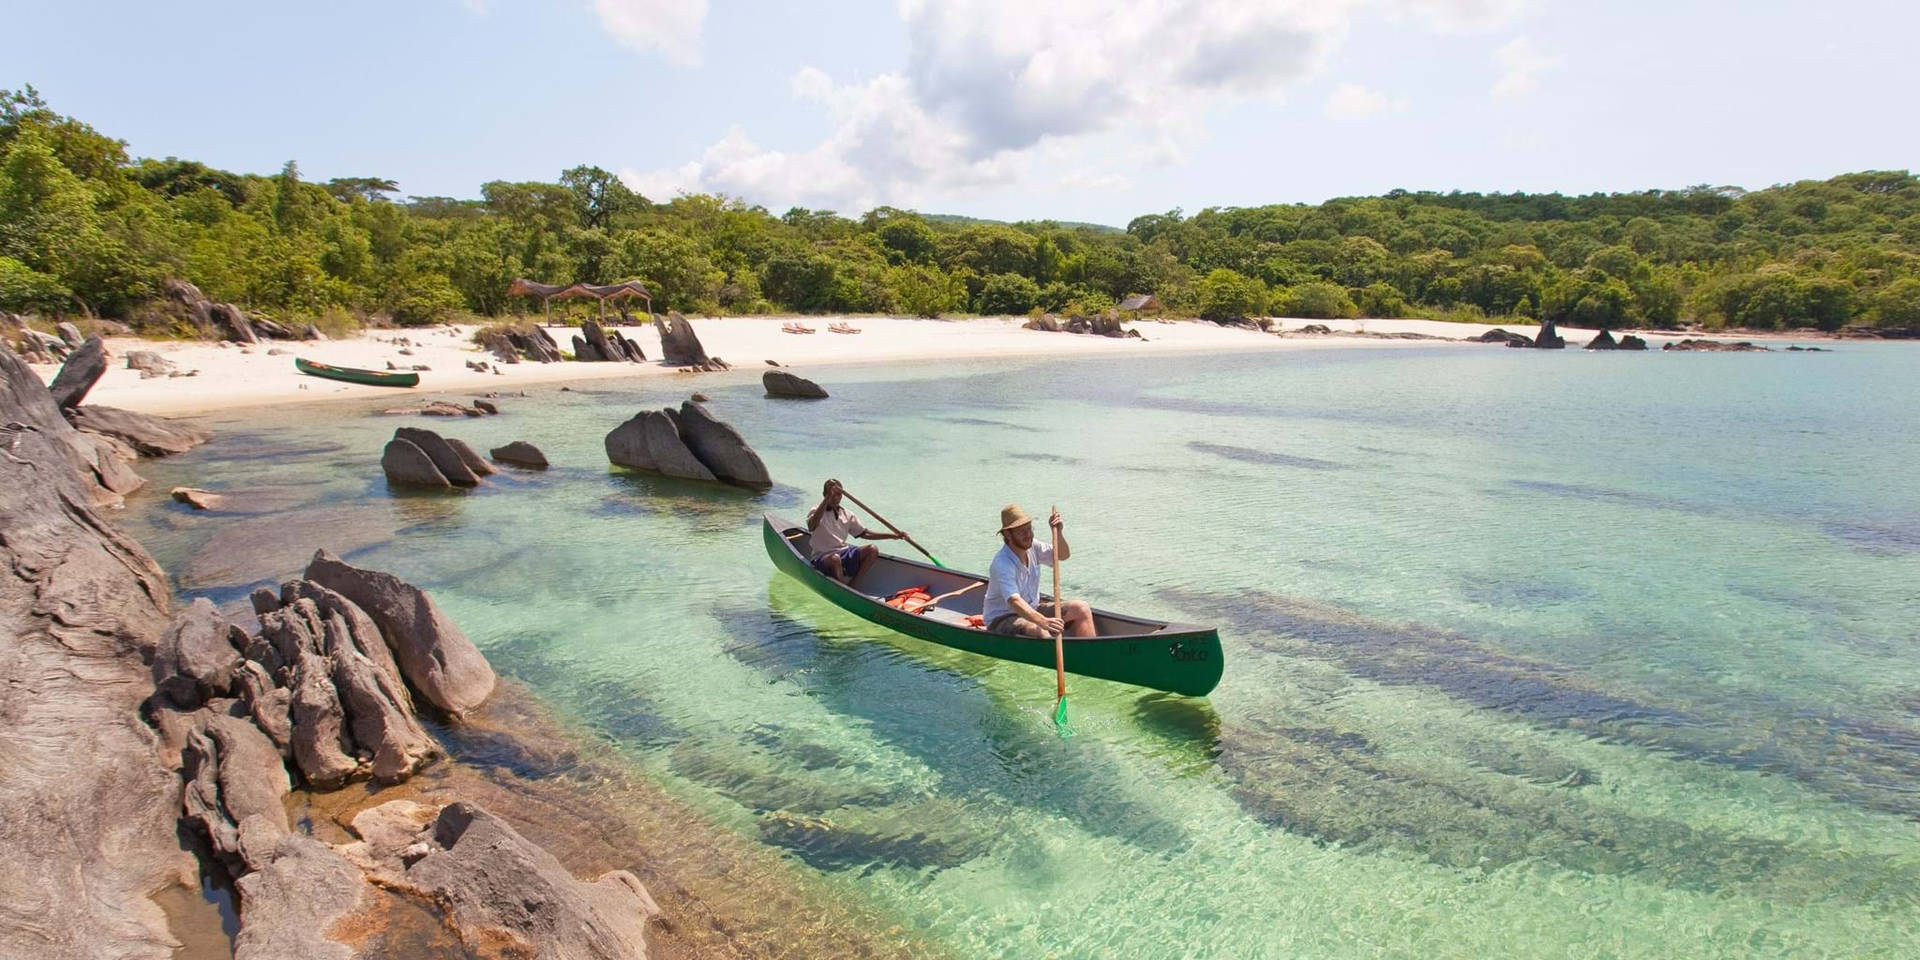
[763,515,1222,697]
[295,357,419,388]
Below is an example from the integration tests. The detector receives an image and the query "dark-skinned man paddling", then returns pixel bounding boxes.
[982,504,1095,638]
[806,478,903,586]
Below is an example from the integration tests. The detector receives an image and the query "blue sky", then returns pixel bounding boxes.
[11,1,1916,226]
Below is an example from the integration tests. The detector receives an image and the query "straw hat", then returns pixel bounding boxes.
[998,504,1034,533]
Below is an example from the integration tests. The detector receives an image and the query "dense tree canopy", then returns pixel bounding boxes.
[2,86,1917,333]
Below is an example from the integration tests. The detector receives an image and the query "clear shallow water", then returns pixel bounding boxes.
[126,342,1920,958]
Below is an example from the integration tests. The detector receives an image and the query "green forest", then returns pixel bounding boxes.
[3,85,1917,334]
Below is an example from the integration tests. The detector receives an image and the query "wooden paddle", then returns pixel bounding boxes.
[841,488,946,568]
[1051,506,1069,730]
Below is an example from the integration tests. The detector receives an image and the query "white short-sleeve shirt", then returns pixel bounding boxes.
[807,506,867,556]
[982,540,1055,625]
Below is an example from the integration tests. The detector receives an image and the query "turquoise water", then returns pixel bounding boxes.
[127,342,1920,958]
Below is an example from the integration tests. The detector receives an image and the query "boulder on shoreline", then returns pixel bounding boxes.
[306,548,498,717]
[47,334,107,408]
[763,370,828,399]
[654,310,710,366]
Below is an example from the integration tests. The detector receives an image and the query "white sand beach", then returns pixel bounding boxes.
[30,315,1687,416]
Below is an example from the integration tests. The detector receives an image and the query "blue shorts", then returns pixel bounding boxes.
[811,545,864,577]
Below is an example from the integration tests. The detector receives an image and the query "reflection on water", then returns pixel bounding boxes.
[125,345,1920,957]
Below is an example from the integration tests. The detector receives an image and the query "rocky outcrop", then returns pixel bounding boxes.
[56,321,85,348]
[490,440,549,469]
[763,370,828,399]
[573,319,646,363]
[382,437,452,488]
[210,302,258,344]
[654,310,710,365]
[68,404,212,457]
[395,426,481,487]
[172,486,224,510]
[152,597,245,708]
[47,334,107,408]
[2,342,142,508]
[180,709,292,872]
[482,324,565,363]
[380,426,496,488]
[1535,318,1565,349]
[1584,330,1619,350]
[0,342,194,958]
[676,400,771,488]
[606,409,717,482]
[305,549,497,717]
[1618,334,1649,350]
[1663,338,1771,352]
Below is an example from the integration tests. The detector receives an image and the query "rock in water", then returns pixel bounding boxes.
[398,803,659,957]
[382,437,452,488]
[47,334,107,408]
[605,409,717,482]
[69,404,212,457]
[763,369,829,398]
[677,400,771,488]
[152,597,244,708]
[1585,330,1619,350]
[1619,334,1649,350]
[442,436,497,478]
[394,426,481,486]
[490,440,548,469]
[1533,318,1566,349]
[305,549,498,717]
[323,610,440,782]
[172,486,225,510]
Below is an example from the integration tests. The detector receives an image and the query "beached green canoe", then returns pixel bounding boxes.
[294,356,419,388]
[763,513,1223,696]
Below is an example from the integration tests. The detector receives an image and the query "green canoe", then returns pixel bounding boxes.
[295,356,419,388]
[763,514,1223,696]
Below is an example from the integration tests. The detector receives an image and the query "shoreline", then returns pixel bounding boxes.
[22,314,1829,419]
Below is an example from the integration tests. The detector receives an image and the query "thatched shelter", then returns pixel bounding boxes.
[508,278,653,320]
[1118,293,1161,314]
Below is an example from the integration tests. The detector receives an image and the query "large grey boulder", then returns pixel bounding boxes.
[305,549,497,717]
[0,342,197,958]
[210,302,257,343]
[676,401,771,488]
[763,370,828,399]
[606,409,716,482]
[47,334,107,408]
[381,437,451,487]
[68,404,212,457]
[490,440,548,469]
[180,710,292,872]
[282,578,406,696]
[654,310,710,365]
[152,597,244,708]
[395,426,481,487]
[126,350,176,378]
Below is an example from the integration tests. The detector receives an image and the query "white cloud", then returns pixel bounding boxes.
[460,0,488,14]
[1324,82,1407,120]
[591,0,707,65]
[624,1,1522,212]
[1492,35,1559,98]
[1390,0,1530,32]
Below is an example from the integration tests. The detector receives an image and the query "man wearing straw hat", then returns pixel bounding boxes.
[982,504,1095,638]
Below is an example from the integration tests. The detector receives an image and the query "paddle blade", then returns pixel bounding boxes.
[1053,695,1070,732]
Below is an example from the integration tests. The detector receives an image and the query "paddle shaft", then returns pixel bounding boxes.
[1051,510,1066,702]
[841,489,943,567]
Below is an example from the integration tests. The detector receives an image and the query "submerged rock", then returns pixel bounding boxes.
[172,486,224,510]
[490,440,549,469]
[763,370,828,399]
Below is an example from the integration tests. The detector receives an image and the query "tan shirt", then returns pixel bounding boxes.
[807,506,867,556]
